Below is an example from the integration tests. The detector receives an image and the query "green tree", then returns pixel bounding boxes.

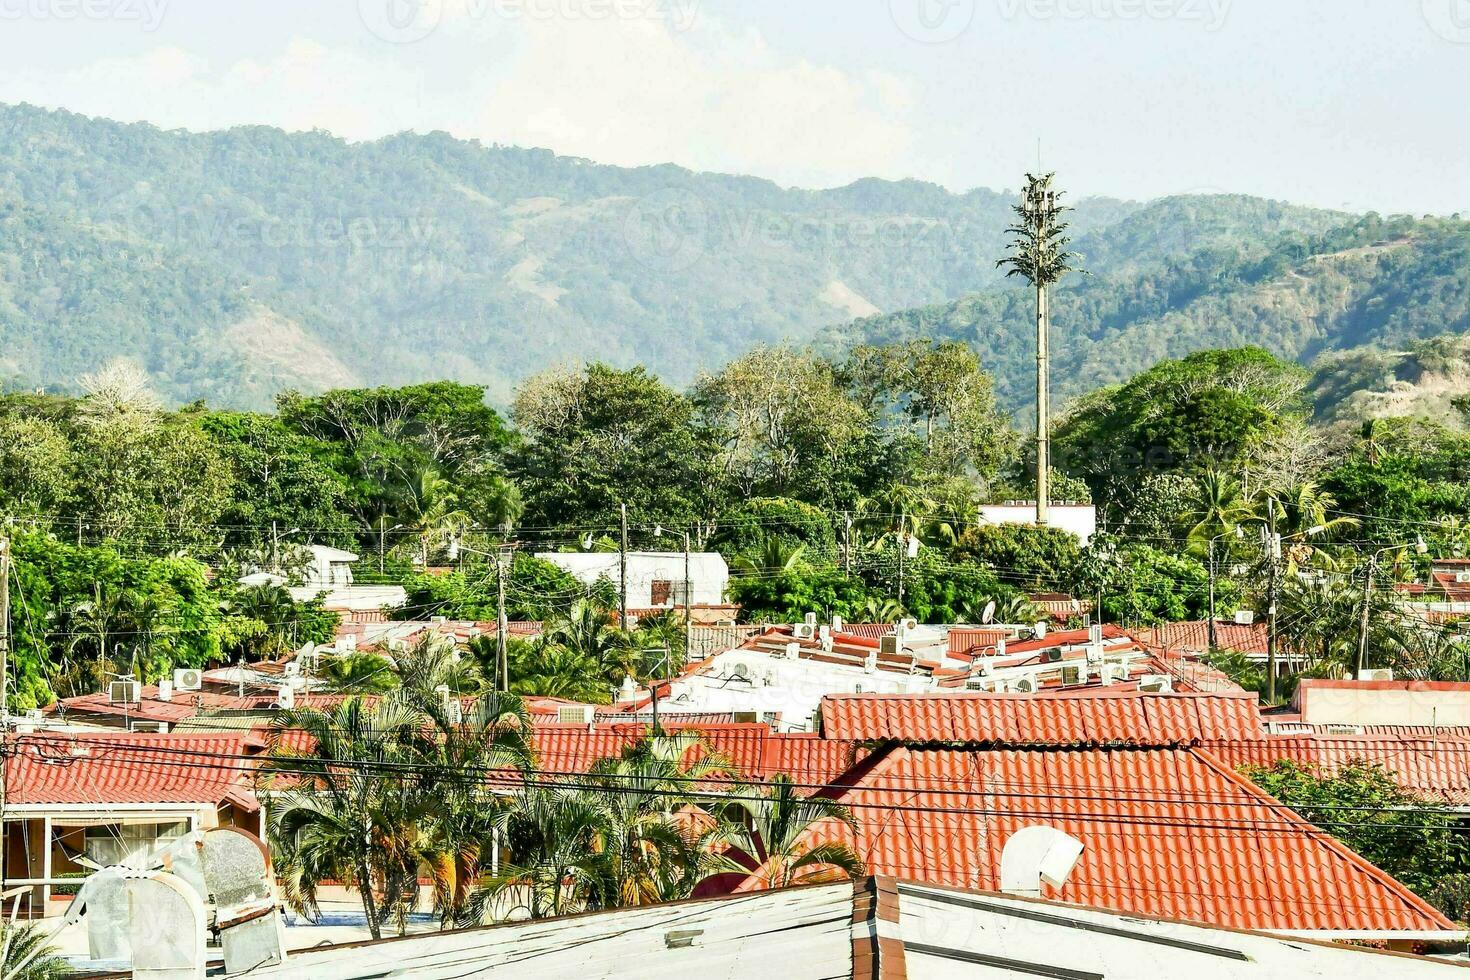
[0,920,69,980]
[514,364,719,530]
[1245,760,1470,902]
[712,774,865,889]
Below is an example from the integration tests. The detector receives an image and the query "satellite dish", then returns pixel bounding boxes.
[298,641,316,657]
[981,601,996,625]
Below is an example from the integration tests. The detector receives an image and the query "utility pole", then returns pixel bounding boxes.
[0,536,9,891]
[1207,536,1218,652]
[379,516,387,576]
[682,530,692,666]
[496,546,511,693]
[1034,267,1050,527]
[1265,499,1281,704]
[271,520,280,572]
[845,512,854,578]
[1355,556,1376,681]
[896,531,906,612]
[1,536,10,719]
[619,503,629,632]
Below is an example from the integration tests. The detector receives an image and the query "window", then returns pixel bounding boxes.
[85,820,189,869]
[651,579,674,606]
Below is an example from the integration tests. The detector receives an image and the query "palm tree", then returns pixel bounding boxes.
[1186,468,1255,550]
[582,735,734,908]
[408,466,471,566]
[473,784,607,921]
[61,583,135,696]
[507,643,610,703]
[0,921,69,980]
[731,536,807,577]
[1384,620,1470,681]
[713,774,865,889]
[222,583,304,659]
[268,694,429,939]
[317,651,400,694]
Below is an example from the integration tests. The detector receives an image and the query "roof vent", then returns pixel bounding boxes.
[1000,825,1084,897]
[557,704,596,725]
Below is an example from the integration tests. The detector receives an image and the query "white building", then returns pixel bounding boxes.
[535,551,729,607]
[978,503,1097,545]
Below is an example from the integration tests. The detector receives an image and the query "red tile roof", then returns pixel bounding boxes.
[1207,736,1470,805]
[530,723,858,785]
[1431,572,1470,602]
[6,732,262,811]
[54,688,262,725]
[728,743,1453,934]
[1137,621,1269,657]
[819,690,1265,745]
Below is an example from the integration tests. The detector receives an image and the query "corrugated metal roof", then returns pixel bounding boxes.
[819,690,1266,745]
[1206,736,1470,805]
[6,732,261,810]
[1138,621,1270,657]
[731,744,1453,934]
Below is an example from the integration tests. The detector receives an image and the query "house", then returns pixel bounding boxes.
[0,732,263,918]
[535,551,729,607]
[613,623,1239,733]
[1210,736,1470,810]
[978,502,1097,544]
[1430,557,1470,603]
[1138,618,1271,661]
[706,690,1455,941]
[1280,677,1470,730]
[208,877,1465,978]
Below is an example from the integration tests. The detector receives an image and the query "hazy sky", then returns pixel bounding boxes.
[0,0,1466,213]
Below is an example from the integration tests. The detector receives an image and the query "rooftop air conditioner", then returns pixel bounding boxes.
[277,685,296,710]
[1012,676,1037,694]
[173,668,203,692]
[556,705,596,725]
[1138,674,1173,693]
[784,642,801,660]
[1233,609,1256,625]
[864,651,879,674]
[108,679,142,704]
[1457,572,1470,584]
[1360,668,1394,682]
[879,635,901,655]
[804,612,818,627]
[339,634,358,652]
[731,711,759,724]
[793,623,816,641]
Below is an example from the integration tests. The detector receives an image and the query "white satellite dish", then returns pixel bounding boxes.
[981,600,996,625]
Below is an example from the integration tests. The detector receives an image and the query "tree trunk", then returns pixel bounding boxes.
[356,857,381,940]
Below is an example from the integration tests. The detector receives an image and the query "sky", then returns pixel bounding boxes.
[0,0,1466,214]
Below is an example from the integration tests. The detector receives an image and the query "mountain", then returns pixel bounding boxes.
[1311,333,1470,426]
[833,213,1470,413]
[0,103,1346,407]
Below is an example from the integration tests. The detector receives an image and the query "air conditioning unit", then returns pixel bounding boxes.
[1457,572,1470,584]
[339,634,358,652]
[1033,621,1048,640]
[792,623,816,641]
[1360,668,1394,682]
[804,612,818,627]
[1088,623,1103,644]
[1012,676,1038,694]
[276,685,296,710]
[879,635,901,655]
[173,668,203,692]
[1233,609,1255,625]
[1138,674,1173,693]
[965,678,991,691]
[284,661,302,678]
[108,679,142,704]
[784,642,801,660]
[901,617,919,633]
[726,662,752,683]
[864,651,879,674]
[557,705,596,725]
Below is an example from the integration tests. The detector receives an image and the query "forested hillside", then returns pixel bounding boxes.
[0,103,1345,407]
[836,213,1470,411]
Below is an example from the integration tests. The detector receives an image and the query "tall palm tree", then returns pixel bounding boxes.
[268,695,428,939]
[62,583,135,695]
[473,784,607,921]
[731,536,807,577]
[1186,468,1255,550]
[582,735,734,908]
[713,774,865,889]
